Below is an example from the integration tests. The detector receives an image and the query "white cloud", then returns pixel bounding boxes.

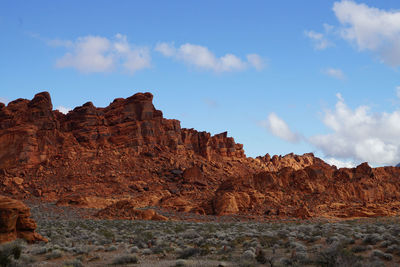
[246,54,265,71]
[333,0,400,66]
[54,34,151,74]
[56,36,114,73]
[261,113,300,143]
[154,42,176,57]
[155,42,264,72]
[56,106,71,114]
[305,30,332,50]
[114,34,151,73]
[322,68,346,80]
[324,157,355,168]
[0,97,8,105]
[396,86,400,99]
[310,93,400,166]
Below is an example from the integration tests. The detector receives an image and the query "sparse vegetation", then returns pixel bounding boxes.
[0,240,23,267]
[111,254,139,265]
[7,202,399,266]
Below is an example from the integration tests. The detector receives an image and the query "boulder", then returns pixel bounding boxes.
[0,196,47,243]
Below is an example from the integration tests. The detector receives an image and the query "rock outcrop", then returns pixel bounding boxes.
[212,162,400,218]
[96,200,168,221]
[2,91,400,220]
[0,196,47,243]
[0,92,245,171]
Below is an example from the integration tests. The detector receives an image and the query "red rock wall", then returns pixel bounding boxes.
[0,92,245,170]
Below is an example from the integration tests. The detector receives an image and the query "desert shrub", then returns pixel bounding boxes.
[371,250,392,261]
[0,241,23,267]
[73,245,92,255]
[290,241,307,252]
[316,245,362,267]
[111,254,139,265]
[129,246,139,253]
[142,248,152,255]
[277,229,289,238]
[259,235,280,248]
[306,235,322,243]
[242,249,256,260]
[175,259,187,267]
[150,246,165,254]
[363,234,382,245]
[351,245,367,253]
[326,236,340,244]
[30,246,47,255]
[97,229,114,240]
[17,254,36,264]
[379,241,390,248]
[105,245,117,252]
[178,248,200,259]
[385,244,400,256]
[63,259,83,267]
[46,249,62,260]
[238,259,256,267]
[255,249,267,264]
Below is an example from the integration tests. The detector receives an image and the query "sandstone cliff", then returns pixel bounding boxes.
[1,92,400,220]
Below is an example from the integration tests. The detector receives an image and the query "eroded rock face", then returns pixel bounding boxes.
[0,92,245,171]
[96,200,167,221]
[212,162,400,218]
[2,92,400,220]
[0,196,47,243]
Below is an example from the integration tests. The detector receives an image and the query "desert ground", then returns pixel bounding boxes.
[2,200,400,267]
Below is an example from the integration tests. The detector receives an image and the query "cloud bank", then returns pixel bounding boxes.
[310,93,400,166]
[54,34,151,74]
[333,0,400,67]
[155,42,264,72]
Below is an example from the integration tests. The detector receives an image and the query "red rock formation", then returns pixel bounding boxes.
[0,195,47,243]
[211,162,400,218]
[2,91,400,220]
[96,200,167,221]
[0,92,245,170]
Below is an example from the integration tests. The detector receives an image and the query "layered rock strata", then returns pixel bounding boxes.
[1,92,400,220]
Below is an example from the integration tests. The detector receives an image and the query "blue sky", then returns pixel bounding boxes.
[2,0,400,167]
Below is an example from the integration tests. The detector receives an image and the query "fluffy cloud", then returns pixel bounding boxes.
[246,54,265,71]
[54,34,151,74]
[323,68,345,80]
[155,42,264,72]
[261,113,300,143]
[324,157,355,168]
[396,86,400,99]
[304,30,332,50]
[333,0,400,66]
[56,106,71,114]
[310,93,400,166]
[0,97,8,105]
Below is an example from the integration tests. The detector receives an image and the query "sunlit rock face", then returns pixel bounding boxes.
[1,91,400,220]
[0,195,47,244]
